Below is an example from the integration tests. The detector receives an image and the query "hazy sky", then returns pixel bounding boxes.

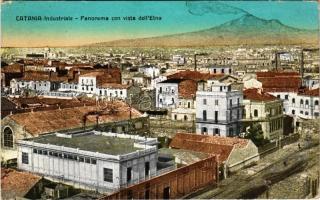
[1,1,318,47]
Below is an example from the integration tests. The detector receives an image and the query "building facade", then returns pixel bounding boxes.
[208,66,232,75]
[196,81,243,137]
[17,131,158,193]
[269,89,320,124]
[155,79,181,109]
[242,88,284,141]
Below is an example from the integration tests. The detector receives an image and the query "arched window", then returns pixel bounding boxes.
[300,99,303,105]
[292,98,295,104]
[315,100,319,106]
[305,100,309,105]
[201,127,208,135]
[3,127,13,148]
[254,109,258,117]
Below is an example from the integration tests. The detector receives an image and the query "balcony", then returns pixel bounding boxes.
[196,118,238,124]
[227,104,244,109]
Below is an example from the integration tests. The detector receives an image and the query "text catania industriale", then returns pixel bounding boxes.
[16,16,162,21]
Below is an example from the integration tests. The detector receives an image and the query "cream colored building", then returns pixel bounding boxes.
[242,88,284,141]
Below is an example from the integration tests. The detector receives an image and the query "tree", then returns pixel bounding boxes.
[244,123,269,147]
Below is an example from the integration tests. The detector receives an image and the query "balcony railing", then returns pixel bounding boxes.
[196,118,241,124]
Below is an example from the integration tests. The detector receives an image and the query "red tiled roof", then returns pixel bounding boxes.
[9,97,96,108]
[298,88,320,97]
[178,80,197,99]
[21,71,68,82]
[7,101,142,136]
[169,133,250,162]
[77,69,121,85]
[167,70,224,82]
[256,71,300,78]
[258,77,301,88]
[243,88,278,101]
[170,140,233,162]
[262,88,299,93]
[79,71,104,77]
[256,71,302,92]
[1,168,41,199]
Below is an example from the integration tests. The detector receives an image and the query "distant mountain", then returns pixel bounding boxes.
[90,14,318,47]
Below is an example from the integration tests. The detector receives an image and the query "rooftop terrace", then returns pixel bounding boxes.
[30,132,142,155]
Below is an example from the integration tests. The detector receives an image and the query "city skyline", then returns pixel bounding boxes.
[1,1,318,47]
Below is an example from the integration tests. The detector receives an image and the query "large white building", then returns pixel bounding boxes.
[270,88,320,124]
[59,72,140,100]
[172,55,185,65]
[156,79,182,109]
[196,81,243,137]
[138,65,160,79]
[17,131,158,193]
[244,72,319,127]
[208,66,232,75]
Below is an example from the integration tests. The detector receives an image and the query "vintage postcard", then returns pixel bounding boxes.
[1,0,319,199]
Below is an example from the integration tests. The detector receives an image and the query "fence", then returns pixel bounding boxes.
[100,156,218,200]
[304,171,320,198]
[258,133,300,157]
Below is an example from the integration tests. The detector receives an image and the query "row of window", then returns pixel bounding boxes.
[201,127,220,135]
[81,79,94,84]
[291,109,319,117]
[202,110,241,121]
[179,101,192,108]
[174,114,189,121]
[203,98,240,107]
[158,87,175,94]
[212,68,231,74]
[33,149,97,165]
[22,152,150,184]
[99,90,123,96]
[201,127,235,136]
[159,98,175,104]
[219,85,232,92]
[281,95,319,106]
[62,84,77,90]
[203,99,219,106]
[20,82,49,87]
